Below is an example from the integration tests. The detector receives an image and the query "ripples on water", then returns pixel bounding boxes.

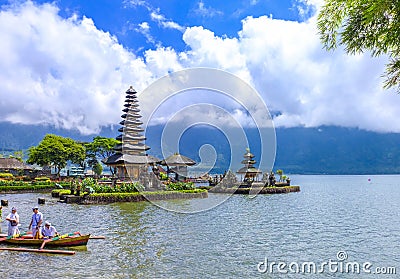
[1,175,399,278]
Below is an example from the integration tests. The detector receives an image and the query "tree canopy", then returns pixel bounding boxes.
[317,0,400,92]
[92,162,103,176]
[85,136,119,175]
[27,134,119,176]
[27,134,85,176]
[85,136,119,161]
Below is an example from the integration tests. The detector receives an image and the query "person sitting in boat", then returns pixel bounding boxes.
[28,206,43,239]
[5,207,20,236]
[41,221,58,239]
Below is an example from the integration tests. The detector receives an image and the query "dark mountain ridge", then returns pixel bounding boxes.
[1,122,399,174]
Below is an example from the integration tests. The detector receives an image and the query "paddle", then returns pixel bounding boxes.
[0,247,76,255]
[39,231,80,250]
[89,235,106,239]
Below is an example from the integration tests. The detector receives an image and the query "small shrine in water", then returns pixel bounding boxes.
[236,148,261,183]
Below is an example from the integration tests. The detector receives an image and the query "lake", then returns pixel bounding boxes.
[1,175,399,278]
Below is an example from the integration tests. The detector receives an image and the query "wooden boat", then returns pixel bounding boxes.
[0,234,90,247]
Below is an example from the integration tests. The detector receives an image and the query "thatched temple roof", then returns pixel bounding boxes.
[160,154,196,166]
[103,154,160,165]
[0,158,33,170]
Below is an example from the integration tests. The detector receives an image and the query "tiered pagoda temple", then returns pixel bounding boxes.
[236,148,261,183]
[104,86,159,180]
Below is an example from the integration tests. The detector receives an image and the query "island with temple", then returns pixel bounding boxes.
[209,148,300,194]
[51,86,208,204]
[1,86,299,204]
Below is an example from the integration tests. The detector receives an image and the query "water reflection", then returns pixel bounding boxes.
[1,175,400,278]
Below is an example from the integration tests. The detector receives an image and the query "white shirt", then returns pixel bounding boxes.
[42,225,57,237]
[6,212,19,227]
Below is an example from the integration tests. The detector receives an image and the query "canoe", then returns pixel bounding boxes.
[1,234,90,247]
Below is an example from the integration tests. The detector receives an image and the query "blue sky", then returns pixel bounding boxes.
[27,0,310,54]
[0,0,399,134]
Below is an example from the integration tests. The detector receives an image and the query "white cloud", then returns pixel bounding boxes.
[176,14,400,132]
[182,26,252,82]
[150,10,185,32]
[193,1,223,18]
[144,47,183,77]
[235,15,400,132]
[123,0,147,8]
[137,21,156,44]
[1,0,400,134]
[0,1,154,134]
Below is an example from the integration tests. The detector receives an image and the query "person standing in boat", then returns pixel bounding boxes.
[28,206,43,239]
[5,207,20,236]
[41,221,58,239]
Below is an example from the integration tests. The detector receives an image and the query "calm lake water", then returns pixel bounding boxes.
[1,175,399,278]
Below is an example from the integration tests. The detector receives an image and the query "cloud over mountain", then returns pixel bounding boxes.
[0,1,154,134]
[0,0,399,134]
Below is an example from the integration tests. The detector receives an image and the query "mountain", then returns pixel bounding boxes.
[0,122,117,151]
[274,126,400,174]
[1,122,400,174]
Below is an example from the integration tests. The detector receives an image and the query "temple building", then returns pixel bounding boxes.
[160,153,196,181]
[103,86,159,181]
[0,158,33,176]
[236,148,261,183]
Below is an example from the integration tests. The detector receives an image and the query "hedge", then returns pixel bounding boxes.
[0,184,55,192]
[0,181,70,192]
[83,189,208,204]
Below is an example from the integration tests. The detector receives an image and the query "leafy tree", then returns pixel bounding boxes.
[93,162,103,176]
[317,0,400,91]
[85,136,119,160]
[85,136,119,175]
[27,134,85,176]
[11,151,24,162]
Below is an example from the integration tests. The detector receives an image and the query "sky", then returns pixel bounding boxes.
[0,0,399,135]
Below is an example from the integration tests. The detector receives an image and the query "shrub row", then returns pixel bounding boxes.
[35,176,51,182]
[51,189,72,197]
[0,181,71,192]
[83,189,208,204]
[165,181,195,191]
[90,183,144,193]
[0,184,55,192]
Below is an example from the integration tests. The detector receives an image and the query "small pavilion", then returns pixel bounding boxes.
[160,153,196,181]
[236,148,261,183]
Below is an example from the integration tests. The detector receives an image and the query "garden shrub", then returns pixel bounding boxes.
[92,182,145,193]
[35,176,51,182]
[165,182,195,191]
[0,173,13,180]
